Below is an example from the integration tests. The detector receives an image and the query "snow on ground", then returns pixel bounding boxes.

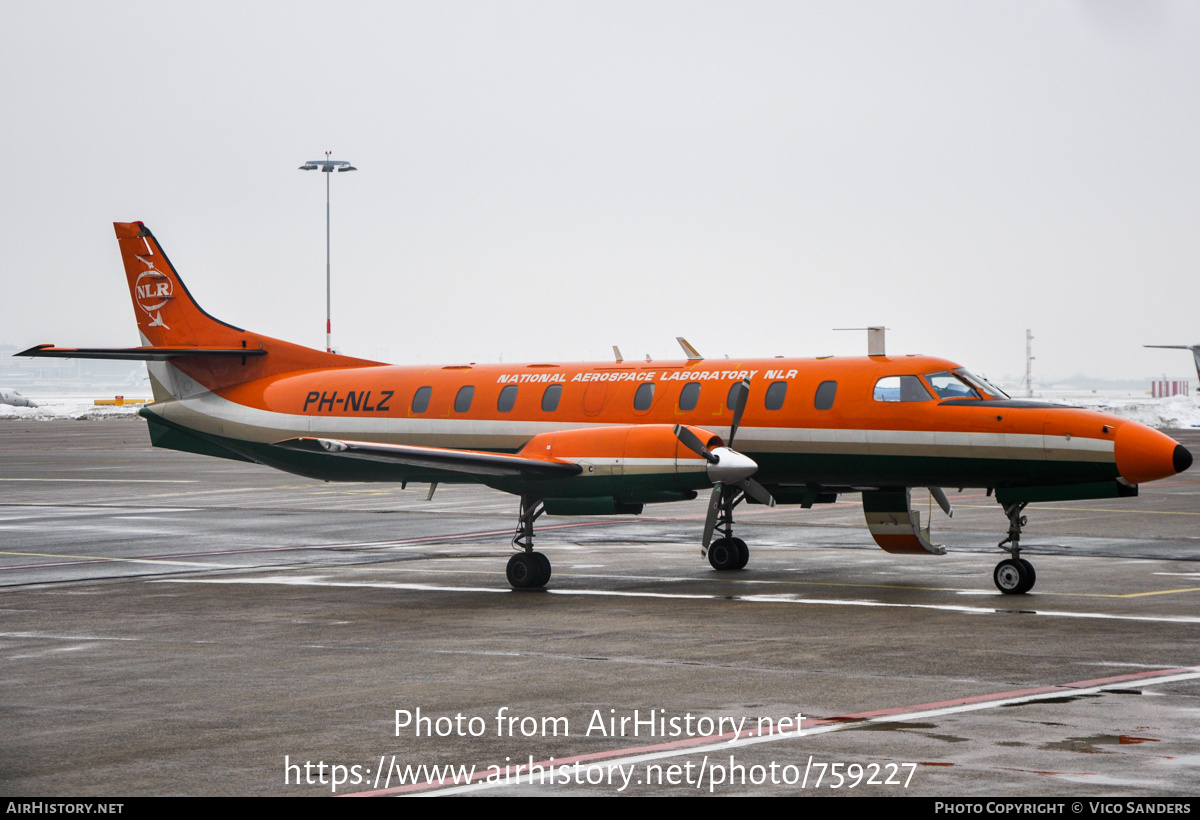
[1048,392,1200,429]
[0,395,147,421]
[3,390,1198,428]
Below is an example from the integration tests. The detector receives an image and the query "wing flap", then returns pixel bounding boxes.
[272,437,583,478]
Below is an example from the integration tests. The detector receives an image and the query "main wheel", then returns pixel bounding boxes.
[994,558,1032,595]
[507,553,545,589]
[708,538,740,571]
[732,537,749,570]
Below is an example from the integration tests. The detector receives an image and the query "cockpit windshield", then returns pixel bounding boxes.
[924,371,980,399]
[955,369,1010,399]
[922,369,1010,400]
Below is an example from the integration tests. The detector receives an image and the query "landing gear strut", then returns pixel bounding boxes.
[994,501,1036,594]
[508,495,551,589]
[705,488,750,571]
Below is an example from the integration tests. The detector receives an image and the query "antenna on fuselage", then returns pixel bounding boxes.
[676,337,703,361]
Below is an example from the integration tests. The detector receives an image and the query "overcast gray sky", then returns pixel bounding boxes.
[2,1,1197,387]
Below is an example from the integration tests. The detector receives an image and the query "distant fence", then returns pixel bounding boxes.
[1151,380,1190,398]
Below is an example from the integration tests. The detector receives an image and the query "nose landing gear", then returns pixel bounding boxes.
[508,495,551,589]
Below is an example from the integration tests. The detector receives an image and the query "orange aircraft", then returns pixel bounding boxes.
[21,222,1193,593]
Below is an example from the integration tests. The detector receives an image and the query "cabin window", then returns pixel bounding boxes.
[678,382,701,412]
[454,385,475,413]
[634,382,655,411]
[497,385,517,412]
[412,386,432,413]
[873,375,932,403]
[764,381,788,410]
[726,383,744,410]
[814,380,837,410]
[541,384,562,412]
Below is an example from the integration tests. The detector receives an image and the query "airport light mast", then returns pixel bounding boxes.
[299,152,357,353]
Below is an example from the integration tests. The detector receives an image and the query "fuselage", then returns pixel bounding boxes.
[0,388,37,408]
[142,353,1186,500]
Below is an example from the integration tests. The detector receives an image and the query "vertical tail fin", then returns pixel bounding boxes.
[116,221,246,348]
[21,223,380,403]
[111,222,379,399]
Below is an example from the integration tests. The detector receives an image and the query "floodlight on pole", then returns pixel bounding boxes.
[299,151,357,353]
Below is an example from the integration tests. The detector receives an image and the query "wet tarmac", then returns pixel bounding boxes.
[1,421,1198,796]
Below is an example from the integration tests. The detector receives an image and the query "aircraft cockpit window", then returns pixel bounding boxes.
[412,385,432,414]
[873,375,933,403]
[924,371,980,400]
[764,381,787,410]
[497,384,517,413]
[678,382,701,412]
[454,385,475,413]
[634,382,655,411]
[814,380,837,410]
[541,384,562,412]
[955,369,1010,400]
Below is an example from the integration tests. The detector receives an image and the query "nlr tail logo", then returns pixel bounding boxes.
[135,269,172,311]
[134,260,172,329]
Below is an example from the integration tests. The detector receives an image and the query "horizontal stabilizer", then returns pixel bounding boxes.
[17,344,267,361]
[272,437,583,478]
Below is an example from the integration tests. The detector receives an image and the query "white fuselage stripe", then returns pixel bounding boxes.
[146,390,1115,464]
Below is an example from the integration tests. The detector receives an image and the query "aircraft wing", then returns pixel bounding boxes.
[272,437,583,478]
[17,344,266,361]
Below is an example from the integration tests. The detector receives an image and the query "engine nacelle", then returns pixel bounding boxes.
[511,424,722,508]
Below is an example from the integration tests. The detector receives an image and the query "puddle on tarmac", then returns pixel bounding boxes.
[1001,693,1101,707]
[1043,734,1160,753]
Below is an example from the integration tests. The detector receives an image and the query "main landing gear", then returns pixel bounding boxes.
[994,501,1036,595]
[508,495,551,589]
[705,487,750,571]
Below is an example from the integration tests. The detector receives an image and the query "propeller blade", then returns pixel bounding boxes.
[728,378,750,447]
[929,486,953,517]
[674,424,718,464]
[738,477,776,507]
[702,485,723,550]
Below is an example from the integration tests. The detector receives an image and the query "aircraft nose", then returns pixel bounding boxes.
[1115,423,1192,484]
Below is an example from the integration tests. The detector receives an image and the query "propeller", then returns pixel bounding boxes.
[674,379,775,550]
[674,424,716,465]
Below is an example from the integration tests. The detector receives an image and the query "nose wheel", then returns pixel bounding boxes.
[994,501,1036,594]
